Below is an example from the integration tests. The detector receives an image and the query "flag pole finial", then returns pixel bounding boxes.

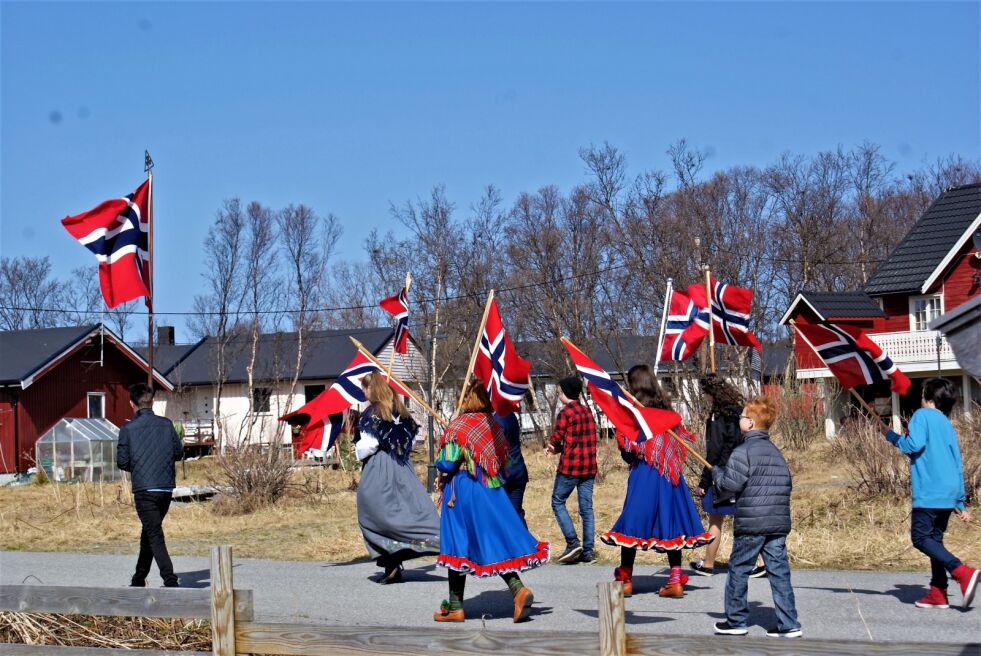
[144,150,154,173]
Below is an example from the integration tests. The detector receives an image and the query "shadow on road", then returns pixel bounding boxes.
[176,568,210,589]
[574,608,673,625]
[464,589,554,623]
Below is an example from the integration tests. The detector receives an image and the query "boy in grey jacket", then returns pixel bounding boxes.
[711,396,802,639]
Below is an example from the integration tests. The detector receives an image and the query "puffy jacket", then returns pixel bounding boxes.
[712,430,792,536]
[698,407,743,494]
[117,409,184,492]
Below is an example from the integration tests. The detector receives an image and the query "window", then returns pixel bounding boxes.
[252,388,272,414]
[304,385,325,404]
[87,393,105,419]
[909,295,943,331]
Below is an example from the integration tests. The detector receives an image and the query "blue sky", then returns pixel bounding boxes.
[2,2,979,341]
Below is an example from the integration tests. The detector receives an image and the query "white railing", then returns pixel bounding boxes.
[868,330,956,367]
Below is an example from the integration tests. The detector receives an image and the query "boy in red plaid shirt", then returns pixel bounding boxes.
[545,376,598,564]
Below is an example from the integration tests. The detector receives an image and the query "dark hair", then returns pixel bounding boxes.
[129,383,154,408]
[559,376,583,400]
[626,364,671,410]
[699,373,744,415]
[922,377,957,416]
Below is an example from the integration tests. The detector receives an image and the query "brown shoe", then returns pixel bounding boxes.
[433,604,465,622]
[513,587,534,622]
[622,579,633,597]
[658,583,684,598]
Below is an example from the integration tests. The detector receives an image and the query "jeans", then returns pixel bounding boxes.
[911,508,962,588]
[551,473,595,553]
[725,534,800,631]
[505,480,527,527]
[132,491,177,586]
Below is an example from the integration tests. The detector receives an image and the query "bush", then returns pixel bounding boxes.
[770,380,826,452]
[209,444,293,515]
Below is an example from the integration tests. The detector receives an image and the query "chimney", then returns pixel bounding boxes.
[157,325,175,346]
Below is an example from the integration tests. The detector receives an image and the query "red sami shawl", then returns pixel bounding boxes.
[440,412,509,478]
[620,425,695,486]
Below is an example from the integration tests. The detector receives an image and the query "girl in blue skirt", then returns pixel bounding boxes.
[433,380,549,623]
[601,365,713,598]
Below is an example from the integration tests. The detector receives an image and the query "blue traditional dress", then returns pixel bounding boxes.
[601,427,714,551]
[436,412,549,577]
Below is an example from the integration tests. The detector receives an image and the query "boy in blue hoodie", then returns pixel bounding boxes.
[882,377,977,609]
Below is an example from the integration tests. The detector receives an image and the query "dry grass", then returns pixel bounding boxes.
[0,613,208,651]
[1,429,979,572]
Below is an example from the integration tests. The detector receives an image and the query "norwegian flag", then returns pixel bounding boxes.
[61,180,151,309]
[473,298,531,415]
[379,287,409,354]
[561,338,682,447]
[795,322,911,395]
[280,351,411,433]
[688,275,761,350]
[297,412,345,456]
[659,290,708,362]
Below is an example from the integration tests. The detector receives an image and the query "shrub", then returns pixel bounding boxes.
[209,444,292,515]
[770,380,827,452]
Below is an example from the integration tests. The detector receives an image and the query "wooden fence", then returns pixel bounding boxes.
[1,545,976,656]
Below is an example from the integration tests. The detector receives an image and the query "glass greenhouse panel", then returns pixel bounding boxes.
[36,418,123,482]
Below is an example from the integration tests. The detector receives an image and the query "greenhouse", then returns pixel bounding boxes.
[35,418,123,482]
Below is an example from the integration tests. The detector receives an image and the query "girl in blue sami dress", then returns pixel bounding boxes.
[601,364,713,598]
[433,380,549,623]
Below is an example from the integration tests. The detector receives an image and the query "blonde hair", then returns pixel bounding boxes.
[458,377,493,414]
[743,396,778,430]
[362,372,410,422]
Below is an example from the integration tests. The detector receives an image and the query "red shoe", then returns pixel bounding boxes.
[952,565,979,609]
[914,585,949,609]
[679,572,689,586]
[614,566,633,597]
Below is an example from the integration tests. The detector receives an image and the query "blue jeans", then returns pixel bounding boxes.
[911,508,962,589]
[725,534,800,631]
[551,473,595,553]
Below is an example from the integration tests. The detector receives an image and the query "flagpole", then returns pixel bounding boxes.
[653,278,673,376]
[454,289,495,416]
[704,265,715,373]
[350,337,448,427]
[145,151,154,387]
[386,271,411,381]
[788,321,890,432]
[561,337,712,469]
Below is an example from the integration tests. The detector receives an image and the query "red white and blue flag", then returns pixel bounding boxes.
[794,322,911,395]
[280,351,412,444]
[379,287,409,354]
[297,412,346,456]
[561,338,682,448]
[688,275,761,350]
[473,298,531,415]
[61,180,151,309]
[659,290,708,362]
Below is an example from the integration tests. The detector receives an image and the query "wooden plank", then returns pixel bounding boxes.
[0,585,253,621]
[1,646,209,656]
[235,622,599,655]
[597,581,625,656]
[210,544,236,656]
[626,634,980,655]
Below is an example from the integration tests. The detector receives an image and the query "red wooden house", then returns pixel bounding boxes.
[0,324,173,475]
[780,183,980,436]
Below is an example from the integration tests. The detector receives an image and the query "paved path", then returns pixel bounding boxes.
[2,551,979,645]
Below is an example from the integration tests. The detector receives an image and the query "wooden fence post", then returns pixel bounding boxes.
[210,545,236,656]
[597,581,626,656]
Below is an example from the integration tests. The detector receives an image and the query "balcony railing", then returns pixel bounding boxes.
[868,330,956,367]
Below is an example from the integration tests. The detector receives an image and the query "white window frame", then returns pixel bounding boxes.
[908,294,944,332]
[87,392,106,419]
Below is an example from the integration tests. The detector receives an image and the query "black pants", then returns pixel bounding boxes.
[132,491,177,586]
[911,508,962,589]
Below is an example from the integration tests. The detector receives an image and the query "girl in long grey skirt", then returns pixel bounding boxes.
[355,372,440,583]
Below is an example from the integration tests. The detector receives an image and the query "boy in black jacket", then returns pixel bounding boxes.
[712,396,802,639]
[117,383,184,587]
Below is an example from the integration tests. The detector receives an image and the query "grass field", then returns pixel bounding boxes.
[2,426,979,573]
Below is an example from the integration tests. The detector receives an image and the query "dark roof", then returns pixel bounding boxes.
[781,291,886,324]
[760,345,792,377]
[135,342,204,376]
[0,325,99,385]
[864,183,981,295]
[166,327,395,385]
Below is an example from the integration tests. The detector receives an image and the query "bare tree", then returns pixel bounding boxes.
[0,256,64,330]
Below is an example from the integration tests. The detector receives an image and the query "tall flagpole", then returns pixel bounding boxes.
[386,271,411,380]
[704,265,715,373]
[454,289,495,417]
[653,278,673,376]
[145,151,154,387]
